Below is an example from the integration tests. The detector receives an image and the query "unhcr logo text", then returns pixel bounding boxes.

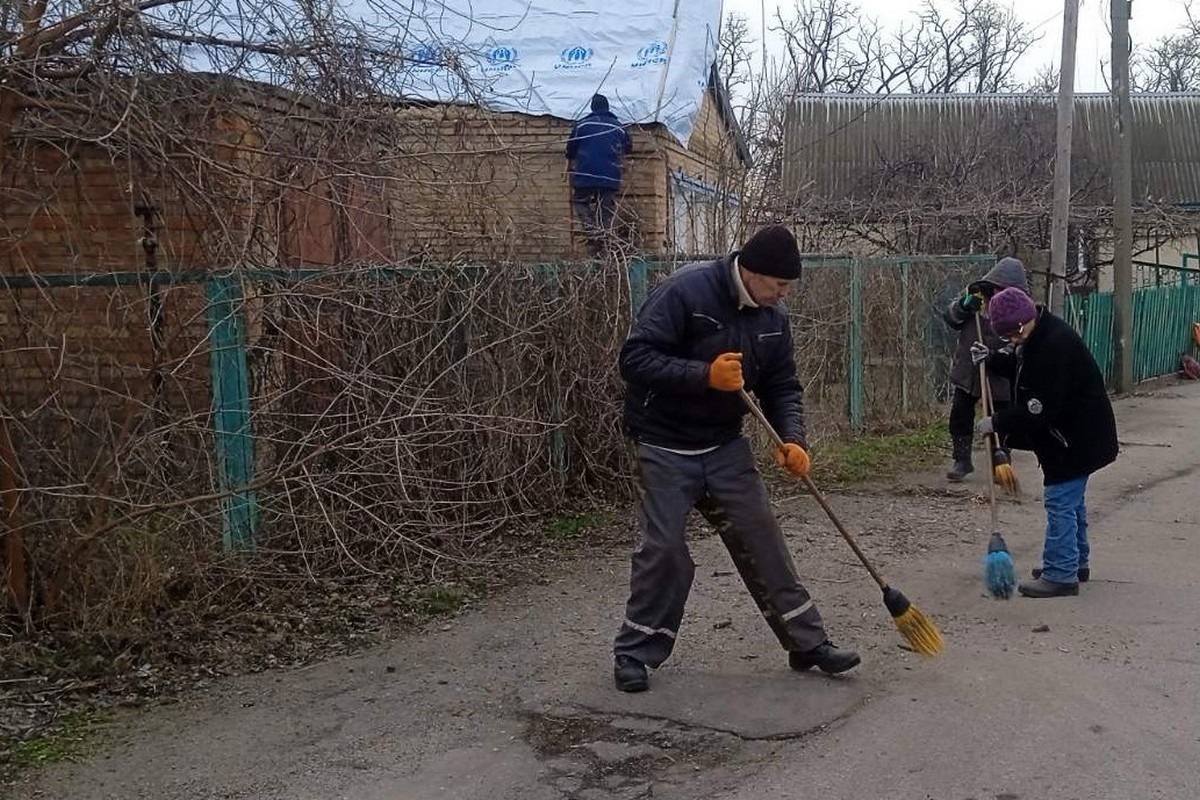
[631,40,668,68]
[556,45,594,70]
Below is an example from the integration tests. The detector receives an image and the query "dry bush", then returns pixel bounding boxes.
[245,264,635,570]
[1,263,643,635]
[0,247,991,639]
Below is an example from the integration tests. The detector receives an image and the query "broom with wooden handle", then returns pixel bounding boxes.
[974,315,1017,599]
[738,389,944,657]
[975,313,1020,495]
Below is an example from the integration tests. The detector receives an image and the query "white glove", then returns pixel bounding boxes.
[970,341,990,366]
[975,416,995,436]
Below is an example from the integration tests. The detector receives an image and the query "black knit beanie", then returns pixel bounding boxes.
[591,93,610,113]
[737,225,802,280]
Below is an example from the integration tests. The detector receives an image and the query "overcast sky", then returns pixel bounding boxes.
[720,0,1195,92]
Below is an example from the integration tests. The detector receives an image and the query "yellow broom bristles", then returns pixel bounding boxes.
[994,462,1020,494]
[892,604,945,656]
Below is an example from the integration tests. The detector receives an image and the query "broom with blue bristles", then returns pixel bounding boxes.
[974,314,1017,599]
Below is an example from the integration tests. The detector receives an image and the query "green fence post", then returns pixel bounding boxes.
[206,273,258,551]
[900,261,910,415]
[628,257,648,314]
[847,257,865,433]
[1071,291,1116,388]
[546,264,567,474]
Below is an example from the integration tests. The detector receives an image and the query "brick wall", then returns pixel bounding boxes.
[384,91,743,263]
[1,85,743,274]
[0,140,219,421]
[0,86,394,420]
[381,105,647,262]
[0,80,745,423]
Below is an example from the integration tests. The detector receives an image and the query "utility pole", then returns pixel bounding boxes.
[1111,0,1134,393]
[1048,0,1079,315]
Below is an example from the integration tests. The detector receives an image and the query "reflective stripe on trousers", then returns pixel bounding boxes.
[614,437,826,667]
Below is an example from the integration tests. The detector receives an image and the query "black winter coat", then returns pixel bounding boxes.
[620,256,806,449]
[987,308,1118,485]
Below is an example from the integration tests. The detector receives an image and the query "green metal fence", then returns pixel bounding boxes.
[2,264,615,554]
[9,255,1198,566]
[1065,275,1200,386]
[2,254,994,553]
[1,269,258,550]
[641,253,996,434]
[1065,291,1116,385]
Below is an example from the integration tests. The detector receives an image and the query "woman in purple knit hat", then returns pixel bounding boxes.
[970,287,1119,598]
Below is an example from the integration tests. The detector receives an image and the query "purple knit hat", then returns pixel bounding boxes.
[988,286,1037,337]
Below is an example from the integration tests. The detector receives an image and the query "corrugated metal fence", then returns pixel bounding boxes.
[782,93,1200,204]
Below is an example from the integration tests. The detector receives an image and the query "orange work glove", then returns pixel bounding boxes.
[774,443,811,478]
[707,352,744,392]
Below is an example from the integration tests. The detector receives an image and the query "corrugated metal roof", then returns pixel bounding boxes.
[782,93,1200,205]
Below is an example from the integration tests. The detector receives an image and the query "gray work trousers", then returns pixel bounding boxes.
[613,437,827,667]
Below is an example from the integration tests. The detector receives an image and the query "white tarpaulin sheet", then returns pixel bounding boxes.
[393,0,723,144]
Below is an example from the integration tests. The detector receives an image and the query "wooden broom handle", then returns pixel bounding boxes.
[738,389,888,589]
[974,314,1000,526]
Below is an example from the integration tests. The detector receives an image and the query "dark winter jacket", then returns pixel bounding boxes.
[566,111,632,190]
[986,308,1118,485]
[620,256,806,449]
[943,257,1029,400]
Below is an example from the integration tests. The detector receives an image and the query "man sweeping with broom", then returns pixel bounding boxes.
[611,225,861,692]
[971,288,1119,598]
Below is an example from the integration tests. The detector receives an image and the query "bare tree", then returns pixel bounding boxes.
[1024,63,1061,94]
[0,0,499,166]
[771,0,920,95]
[1133,4,1200,92]
[765,0,1040,99]
[774,0,869,93]
[719,12,755,103]
[908,0,1041,93]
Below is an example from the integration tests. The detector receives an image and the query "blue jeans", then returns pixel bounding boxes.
[1042,475,1089,584]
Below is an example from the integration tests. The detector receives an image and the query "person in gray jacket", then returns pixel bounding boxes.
[941,257,1030,481]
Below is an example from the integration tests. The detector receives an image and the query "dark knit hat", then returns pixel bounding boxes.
[591,93,609,113]
[738,225,802,280]
[988,286,1037,336]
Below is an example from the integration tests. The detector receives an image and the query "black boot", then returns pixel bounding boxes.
[1018,577,1079,598]
[613,655,648,692]
[946,435,974,482]
[789,641,861,675]
[1033,567,1090,583]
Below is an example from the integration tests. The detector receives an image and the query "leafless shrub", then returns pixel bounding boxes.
[0,261,643,637]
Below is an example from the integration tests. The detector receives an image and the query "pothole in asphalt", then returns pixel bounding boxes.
[525,710,742,799]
